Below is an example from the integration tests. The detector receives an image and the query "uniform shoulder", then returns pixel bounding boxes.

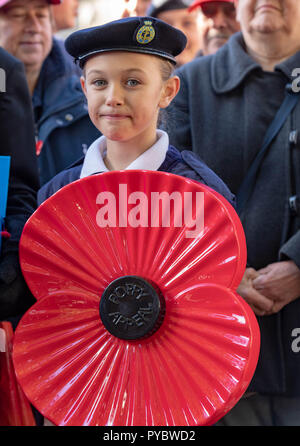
[182,150,236,207]
[38,160,83,205]
[162,147,236,208]
[0,47,23,72]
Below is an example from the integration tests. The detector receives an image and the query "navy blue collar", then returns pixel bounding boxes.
[158,145,182,172]
[211,32,300,94]
[32,38,81,110]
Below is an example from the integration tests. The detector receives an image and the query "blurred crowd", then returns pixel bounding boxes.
[70,0,241,62]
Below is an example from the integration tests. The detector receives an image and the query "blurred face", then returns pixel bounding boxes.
[0,0,53,72]
[201,1,240,55]
[157,9,201,65]
[52,0,79,31]
[134,0,152,16]
[81,52,179,146]
[235,0,300,37]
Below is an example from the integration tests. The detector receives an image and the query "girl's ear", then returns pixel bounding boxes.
[159,76,181,109]
[80,75,87,97]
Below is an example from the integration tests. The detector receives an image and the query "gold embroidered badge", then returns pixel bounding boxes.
[136,21,155,45]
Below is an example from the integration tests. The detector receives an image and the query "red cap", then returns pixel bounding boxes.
[188,0,234,12]
[0,0,61,7]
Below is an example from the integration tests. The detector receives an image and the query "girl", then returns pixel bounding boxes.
[38,16,234,206]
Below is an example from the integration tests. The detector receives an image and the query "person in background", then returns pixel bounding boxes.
[188,0,240,55]
[38,16,234,212]
[0,47,39,320]
[122,0,153,18]
[147,0,202,66]
[51,0,82,77]
[0,0,99,186]
[134,0,153,15]
[52,0,79,32]
[26,16,235,428]
[167,0,300,425]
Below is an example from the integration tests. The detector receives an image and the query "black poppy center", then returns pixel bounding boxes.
[100,276,165,340]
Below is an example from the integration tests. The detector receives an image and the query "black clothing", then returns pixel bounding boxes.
[0,48,38,319]
[166,32,300,396]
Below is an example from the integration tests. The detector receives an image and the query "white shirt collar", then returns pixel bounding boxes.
[80,130,169,179]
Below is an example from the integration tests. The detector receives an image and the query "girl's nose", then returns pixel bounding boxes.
[105,84,124,107]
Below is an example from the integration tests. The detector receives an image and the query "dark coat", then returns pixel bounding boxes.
[37,145,236,207]
[0,48,38,319]
[33,38,100,186]
[166,32,300,396]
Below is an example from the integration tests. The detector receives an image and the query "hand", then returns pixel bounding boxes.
[252,261,300,314]
[237,267,274,316]
[120,0,136,18]
[0,252,35,319]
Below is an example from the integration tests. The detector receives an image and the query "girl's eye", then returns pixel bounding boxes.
[92,79,107,88]
[126,79,140,87]
[90,79,107,88]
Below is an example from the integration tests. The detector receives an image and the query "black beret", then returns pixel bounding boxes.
[147,0,192,17]
[65,16,187,68]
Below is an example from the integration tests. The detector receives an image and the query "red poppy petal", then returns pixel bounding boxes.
[19,171,246,301]
[13,283,259,426]
[0,322,36,426]
[14,171,255,426]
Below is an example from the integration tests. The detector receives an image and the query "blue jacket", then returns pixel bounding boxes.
[0,49,38,319]
[38,145,236,206]
[167,32,300,396]
[33,38,100,186]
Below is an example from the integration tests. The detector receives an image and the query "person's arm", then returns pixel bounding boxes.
[250,231,300,314]
[237,267,275,316]
[244,232,300,315]
[252,260,300,314]
[279,230,300,269]
[0,51,39,318]
[1,55,39,256]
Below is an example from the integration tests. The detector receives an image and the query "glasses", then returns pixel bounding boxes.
[201,2,236,19]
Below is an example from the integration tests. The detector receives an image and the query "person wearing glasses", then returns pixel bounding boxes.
[189,0,240,55]
[167,0,300,426]
[148,0,202,66]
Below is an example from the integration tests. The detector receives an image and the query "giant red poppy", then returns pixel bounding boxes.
[12,170,260,426]
[0,322,36,426]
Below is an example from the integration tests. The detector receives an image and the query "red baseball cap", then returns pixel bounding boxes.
[0,0,61,7]
[188,0,234,12]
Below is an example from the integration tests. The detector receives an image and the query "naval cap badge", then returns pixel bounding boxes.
[136,20,156,45]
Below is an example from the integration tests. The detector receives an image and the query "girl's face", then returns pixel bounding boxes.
[81,52,179,146]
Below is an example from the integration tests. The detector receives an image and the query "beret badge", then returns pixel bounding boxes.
[136,20,156,45]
